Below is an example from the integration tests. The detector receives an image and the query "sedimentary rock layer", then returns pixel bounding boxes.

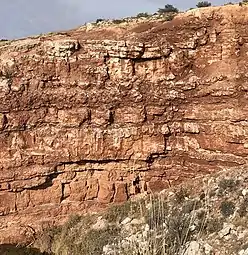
[0,5,248,243]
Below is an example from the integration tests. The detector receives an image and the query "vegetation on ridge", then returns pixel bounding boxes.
[92,1,248,28]
[157,4,179,14]
[196,1,212,8]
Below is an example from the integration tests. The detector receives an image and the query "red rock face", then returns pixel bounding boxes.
[1,5,248,243]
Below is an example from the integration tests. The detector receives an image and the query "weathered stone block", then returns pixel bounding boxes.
[15,190,30,211]
[91,109,110,125]
[58,108,89,127]
[115,106,145,124]
[85,178,99,200]
[29,183,62,206]
[0,192,16,215]
[183,123,200,134]
[10,177,48,191]
[69,180,87,201]
[147,179,169,193]
[98,181,115,203]
[113,182,128,203]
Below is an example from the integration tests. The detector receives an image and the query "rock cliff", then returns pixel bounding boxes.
[1,4,248,243]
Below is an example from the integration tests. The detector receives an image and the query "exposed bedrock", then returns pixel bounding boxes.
[0,5,248,243]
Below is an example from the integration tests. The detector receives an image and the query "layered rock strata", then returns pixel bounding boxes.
[0,5,248,243]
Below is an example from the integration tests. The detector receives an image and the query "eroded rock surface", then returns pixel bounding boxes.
[1,4,248,243]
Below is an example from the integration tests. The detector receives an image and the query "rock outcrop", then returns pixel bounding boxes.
[0,4,248,243]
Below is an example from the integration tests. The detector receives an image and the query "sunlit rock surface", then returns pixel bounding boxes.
[0,4,248,243]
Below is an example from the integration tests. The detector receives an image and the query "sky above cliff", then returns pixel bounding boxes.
[0,0,239,39]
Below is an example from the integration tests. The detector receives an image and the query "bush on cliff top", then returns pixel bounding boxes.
[136,12,150,18]
[157,4,179,14]
[196,1,212,8]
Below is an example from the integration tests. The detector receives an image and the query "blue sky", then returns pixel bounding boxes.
[0,0,239,39]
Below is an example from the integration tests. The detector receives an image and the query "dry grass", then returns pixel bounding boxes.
[35,191,211,255]
[31,170,248,255]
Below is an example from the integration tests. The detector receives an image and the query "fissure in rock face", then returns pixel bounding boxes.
[1,5,248,243]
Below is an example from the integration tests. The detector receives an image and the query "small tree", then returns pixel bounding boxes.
[95,18,105,23]
[158,4,179,14]
[196,1,212,8]
[136,12,150,18]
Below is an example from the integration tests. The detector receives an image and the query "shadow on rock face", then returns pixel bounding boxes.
[0,244,52,255]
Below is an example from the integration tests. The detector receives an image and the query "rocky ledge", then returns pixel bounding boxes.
[0,4,248,243]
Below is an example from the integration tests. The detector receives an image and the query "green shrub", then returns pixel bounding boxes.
[218,178,239,193]
[112,19,124,24]
[220,200,235,217]
[205,217,224,234]
[164,13,177,21]
[165,211,195,253]
[144,196,198,255]
[104,200,145,223]
[136,12,150,18]
[47,213,120,255]
[238,195,248,217]
[174,187,189,204]
[73,226,120,255]
[158,4,179,14]
[196,1,212,8]
[95,18,105,23]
